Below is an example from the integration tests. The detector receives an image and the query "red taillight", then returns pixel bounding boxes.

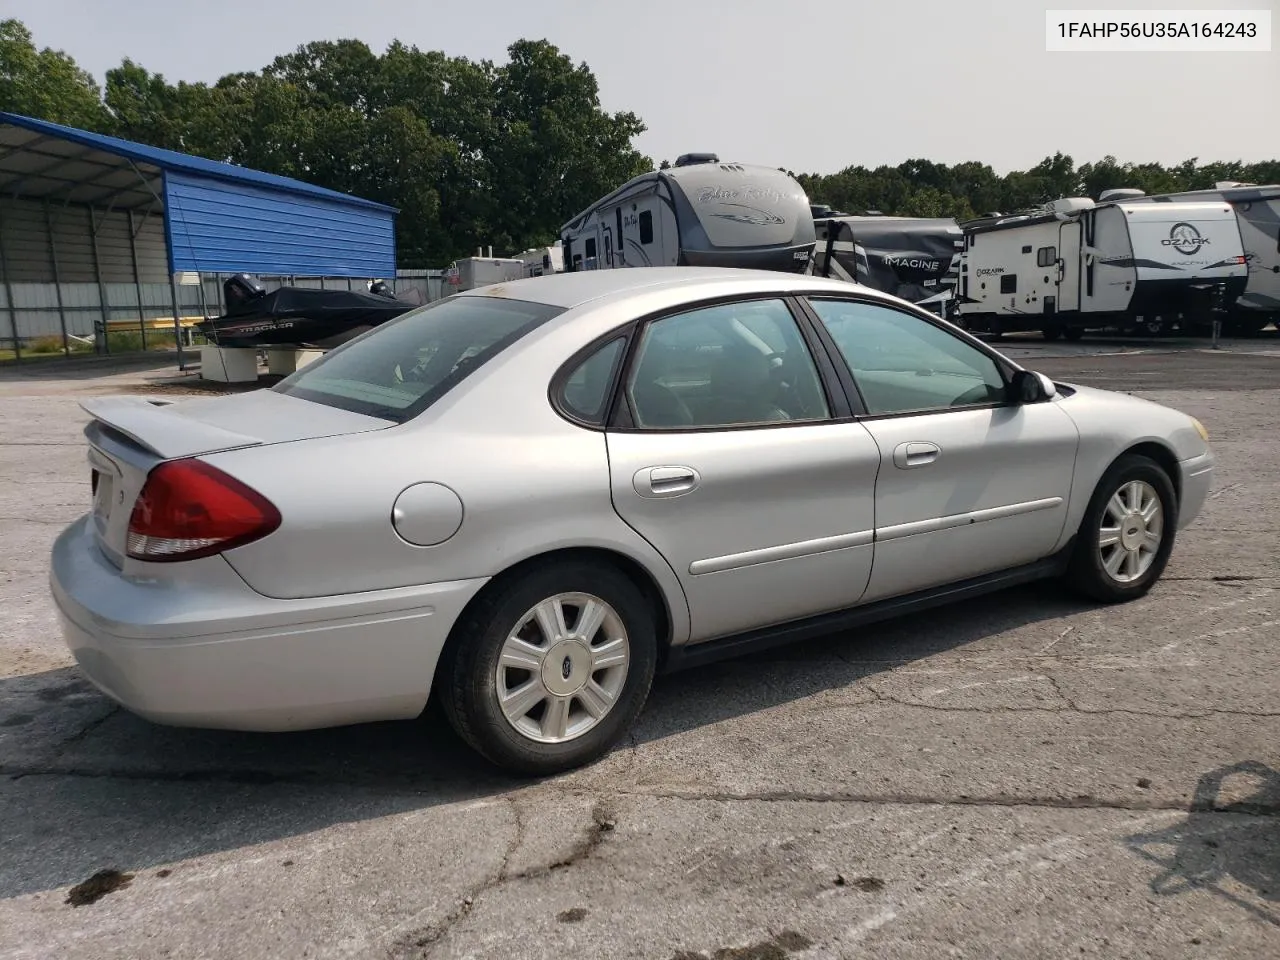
[126,459,281,562]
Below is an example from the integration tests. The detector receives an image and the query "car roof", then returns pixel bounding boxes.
[454,266,884,310]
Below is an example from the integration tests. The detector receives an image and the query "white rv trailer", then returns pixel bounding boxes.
[1116,182,1280,334]
[957,197,1248,339]
[514,242,565,278]
[560,154,816,274]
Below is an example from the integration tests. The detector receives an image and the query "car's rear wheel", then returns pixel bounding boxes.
[1065,454,1178,603]
[437,561,658,776]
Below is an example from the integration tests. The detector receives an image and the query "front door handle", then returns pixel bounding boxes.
[633,465,700,498]
[893,441,940,469]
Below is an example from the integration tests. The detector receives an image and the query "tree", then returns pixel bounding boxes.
[0,18,109,130]
[486,39,651,253]
[104,59,222,153]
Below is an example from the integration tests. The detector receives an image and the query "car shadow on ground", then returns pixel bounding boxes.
[1124,760,1280,930]
[1,580,1089,899]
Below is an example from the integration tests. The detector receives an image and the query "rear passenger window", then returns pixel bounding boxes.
[560,338,625,425]
[624,299,830,429]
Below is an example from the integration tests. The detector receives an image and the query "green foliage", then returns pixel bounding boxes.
[800,150,1280,221]
[0,18,110,129]
[25,335,91,354]
[106,330,178,353]
[1,17,1277,263]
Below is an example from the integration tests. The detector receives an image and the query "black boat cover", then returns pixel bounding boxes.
[197,286,416,348]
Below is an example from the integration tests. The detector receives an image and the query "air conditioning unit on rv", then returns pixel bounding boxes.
[1050,197,1096,218]
[1099,188,1146,202]
[674,153,719,167]
[1214,180,1254,189]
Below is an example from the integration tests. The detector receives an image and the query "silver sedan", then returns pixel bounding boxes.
[49,267,1215,775]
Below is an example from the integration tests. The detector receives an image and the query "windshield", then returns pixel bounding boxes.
[273,295,564,421]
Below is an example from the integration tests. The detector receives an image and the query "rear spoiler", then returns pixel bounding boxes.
[79,396,264,460]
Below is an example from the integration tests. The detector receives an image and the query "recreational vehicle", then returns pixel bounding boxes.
[1118,182,1280,334]
[957,197,1248,339]
[560,154,815,274]
[810,215,964,317]
[443,257,525,292]
[514,243,565,278]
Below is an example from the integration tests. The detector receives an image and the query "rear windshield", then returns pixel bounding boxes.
[273,295,564,421]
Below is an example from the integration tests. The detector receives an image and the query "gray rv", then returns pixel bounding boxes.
[560,154,816,274]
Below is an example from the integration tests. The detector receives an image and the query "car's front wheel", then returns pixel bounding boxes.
[437,560,658,776]
[1065,454,1178,603]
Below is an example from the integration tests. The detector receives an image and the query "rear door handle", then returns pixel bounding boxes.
[633,465,700,498]
[893,441,940,469]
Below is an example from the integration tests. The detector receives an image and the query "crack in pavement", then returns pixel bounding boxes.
[11,758,1280,823]
[1164,575,1279,583]
[598,786,1280,818]
[7,681,1278,790]
[861,679,1280,722]
[54,705,122,751]
[382,798,618,959]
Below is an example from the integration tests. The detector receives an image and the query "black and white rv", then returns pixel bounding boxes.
[1117,183,1280,335]
[559,154,815,274]
[809,215,964,317]
[956,196,1249,339]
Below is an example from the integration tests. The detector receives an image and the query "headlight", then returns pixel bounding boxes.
[1191,418,1210,443]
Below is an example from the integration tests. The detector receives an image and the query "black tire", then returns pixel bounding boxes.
[1063,327,1084,341]
[1065,454,1179,603]
[1041,325,1062,341]
[436,560,658,776]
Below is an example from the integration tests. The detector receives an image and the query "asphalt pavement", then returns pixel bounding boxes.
[1,338,1278,960]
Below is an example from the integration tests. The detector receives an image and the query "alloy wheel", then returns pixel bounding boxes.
[1098,480,1164,583]
[495,592,631,744]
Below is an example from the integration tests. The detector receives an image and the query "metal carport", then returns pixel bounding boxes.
[0,111,398,366]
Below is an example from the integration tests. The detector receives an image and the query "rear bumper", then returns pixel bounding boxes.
[49,516,488,732]
[1178,449,1215,530]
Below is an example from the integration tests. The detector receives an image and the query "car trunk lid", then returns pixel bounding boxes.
[81,391,392,567]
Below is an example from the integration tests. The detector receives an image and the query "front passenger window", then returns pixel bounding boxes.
[625,299,830,429]
[808,298,1008,415]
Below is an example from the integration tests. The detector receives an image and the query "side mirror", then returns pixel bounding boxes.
[1012,369,1057,403]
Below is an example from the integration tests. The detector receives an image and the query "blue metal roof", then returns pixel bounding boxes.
[165,171,397,277]
[0,111,398,213]
[0,111,400,277]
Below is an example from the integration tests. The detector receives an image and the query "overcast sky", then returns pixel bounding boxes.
[7,0,1277,175]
